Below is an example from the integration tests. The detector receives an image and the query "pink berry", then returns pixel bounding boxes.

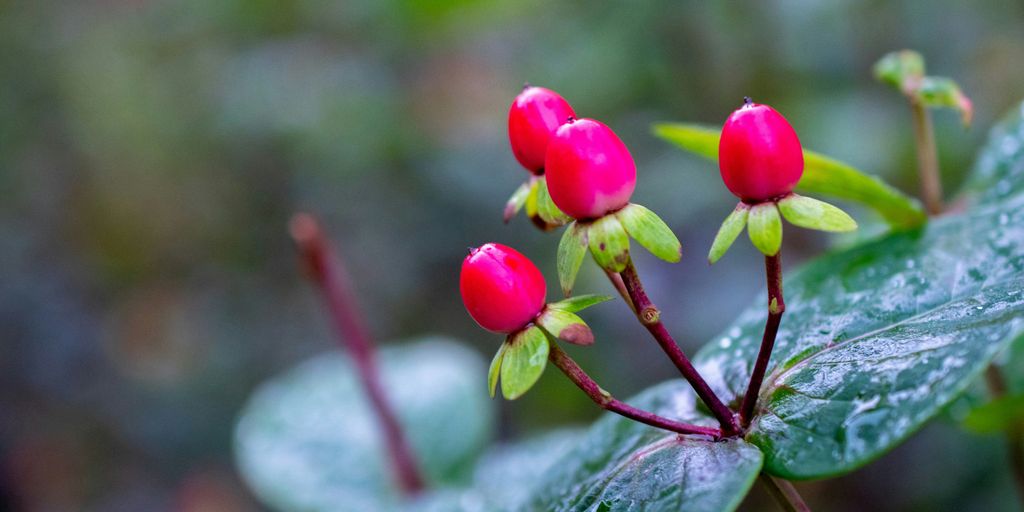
[718,99,804,202]
[508,86,576,174]
[544,118,637,220]
[460,243,547,334]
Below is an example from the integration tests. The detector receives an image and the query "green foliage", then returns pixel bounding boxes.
[746,202,782,256]
[535,177,573,226]
[652,123,927,229]
[557,221,589,296]
[873,50,925,91]
[708,203,749,264]
[234,338,493,512]
[547,294,613,313]
[873,50,974,126]
[587,214,631,273]
[777,194,858,232]
[537,308,594,346]
[500,326,550,400]
[520,382,763,512]
[964,390,1024,434]
[616,203,682,263]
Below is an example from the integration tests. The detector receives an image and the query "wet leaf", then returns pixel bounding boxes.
[652,123,927,229]
[521,382,763,512]
[235,338,493,512]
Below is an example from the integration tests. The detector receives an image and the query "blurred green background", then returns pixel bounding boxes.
[2,0,1023,510]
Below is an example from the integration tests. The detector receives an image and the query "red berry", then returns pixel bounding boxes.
[544,118,637,220]
[460,243,547,334]
[718,99,804,202]
[508,86,576,174]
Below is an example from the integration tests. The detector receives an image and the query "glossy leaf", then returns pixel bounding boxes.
[652,123,927,228]
[557,221,589,296]
[777,194,858,232]
[587,214,631,273]
[696,195,1024,479]
[521,382,763,512]
[235,338,493,512]
[709,203,749,264]
[536,308,594,346]
[616,203,682,263]
[747,202,782,256]
[961,101,1024,205]
[547,294,613,313]
[500,326,550,400]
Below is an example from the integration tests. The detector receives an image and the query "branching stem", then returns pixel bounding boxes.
[290,213,425,496]
[548,342,721,438]
[740,253,785,428]
[617,260,740,436]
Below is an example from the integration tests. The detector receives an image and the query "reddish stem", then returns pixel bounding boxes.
[618,260,740,436]
[548,342,721,438]
[289,213,425,496]
[739,253,786,428]
[603,268,636,313]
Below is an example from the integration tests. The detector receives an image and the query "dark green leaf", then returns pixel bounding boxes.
[696,197,1024,479]
[522,382,763,512]
[747,202,782,256]
[500,326,550,400]
[961,101,1024,205]
[235,338,493,511]
[652,123,927,229]
[587,214,630,273]
[547,294,613,313]
[616,203,681,263]
[709,203,749,264]
[557,221,589,296]
[777,194,858,232]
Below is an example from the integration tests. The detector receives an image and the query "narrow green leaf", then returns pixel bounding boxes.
[488,342,508,398]
[616,203,682,263]
[547,294,613,313]
[587,215,631,273]
[535,177,572,226]
[777,194,858,232]
[503,180,532,223]
[500,326,550,400]
[652,123,927,229]
[747,203,782,256]
[709,203,749,264]
[963,393,1024,434]
[537,308,594,346]
[556,222,589,296]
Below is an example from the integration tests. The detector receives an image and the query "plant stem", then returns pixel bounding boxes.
[758,473,811,512]
[547,342,721,438]
[289,213,425,496]
[740,253,786,428]
[985,365,1024,505]
[603,268,636,313]
[618,260,740,436]
[910,99,944,215]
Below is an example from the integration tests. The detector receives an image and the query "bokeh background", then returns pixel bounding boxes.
[2,0,1024,510]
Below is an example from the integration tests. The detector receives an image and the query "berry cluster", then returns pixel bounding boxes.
[461,86,857,438]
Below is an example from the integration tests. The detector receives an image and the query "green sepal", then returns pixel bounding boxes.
[873,50,925,93]
[487,342,508,398]
[916,76,973,126]
[547,294,613,313]
[536,308,594,346]
[523,177,541,219]
[535,177,572,226]
[500,326,550,400]
[587,214,631,273]
[709,203,750,264]
[616,203,681,263]
[503,180,532,223]
[777,194,858,233]
[747,202,782,256]
[557,221,589,296]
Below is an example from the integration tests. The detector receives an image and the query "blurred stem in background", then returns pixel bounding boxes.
[289,213,425,496]
[910,99,944,215]
[759,473,811,512]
